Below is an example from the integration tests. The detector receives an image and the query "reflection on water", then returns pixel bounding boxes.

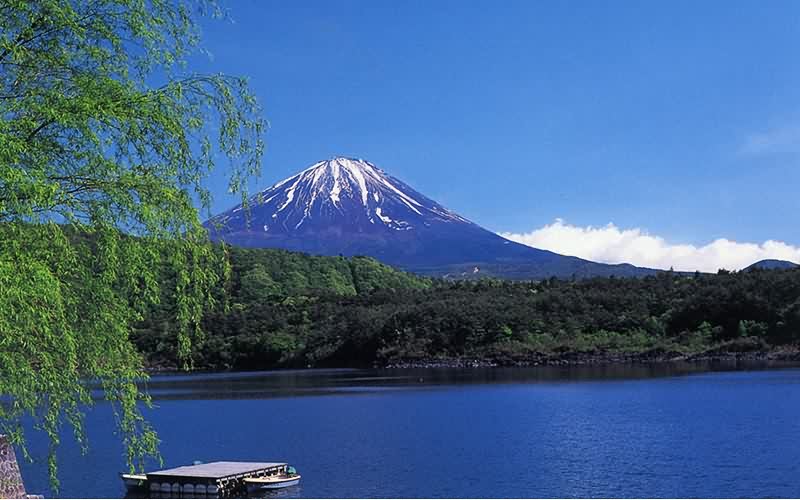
[127,487,301,499]
[141,359,798,401]
[129,492,217,499]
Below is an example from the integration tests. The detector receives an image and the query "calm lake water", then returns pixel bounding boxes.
[18,361,800,498]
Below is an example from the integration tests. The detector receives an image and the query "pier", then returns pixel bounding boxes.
[128,461,288,497]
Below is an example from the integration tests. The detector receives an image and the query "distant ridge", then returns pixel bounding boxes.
[744,259,799,271]
[205,157,660,279]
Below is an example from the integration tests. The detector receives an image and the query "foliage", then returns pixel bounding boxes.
[133,250,800,370]
[0,0,264,486]
[134,246,432,369]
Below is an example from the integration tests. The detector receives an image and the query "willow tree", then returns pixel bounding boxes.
[0,0,264,487]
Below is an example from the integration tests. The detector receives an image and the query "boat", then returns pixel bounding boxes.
[119,473,147,492]
[118,461,298,496]
[244,466,301,492]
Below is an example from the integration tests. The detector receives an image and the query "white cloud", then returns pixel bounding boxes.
[500,219,800,272]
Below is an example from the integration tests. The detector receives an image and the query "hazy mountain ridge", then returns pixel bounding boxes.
[744,259,799,271]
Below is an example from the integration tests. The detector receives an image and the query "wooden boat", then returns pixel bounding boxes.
[119,473,147,492]
[244,472,301,491]
[118,461,297,495]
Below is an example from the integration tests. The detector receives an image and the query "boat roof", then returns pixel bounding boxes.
[147,461,286,480]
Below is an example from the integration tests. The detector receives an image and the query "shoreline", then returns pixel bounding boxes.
[145,345,800,374]
[382,346,800,369]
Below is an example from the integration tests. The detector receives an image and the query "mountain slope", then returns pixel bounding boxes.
[744,259,799,271]
[206,157,658,279]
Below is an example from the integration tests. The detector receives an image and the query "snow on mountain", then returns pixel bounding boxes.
[206,157,658,279]
[209,157,471,235]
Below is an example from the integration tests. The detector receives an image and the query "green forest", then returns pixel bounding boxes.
[133,245,800,371]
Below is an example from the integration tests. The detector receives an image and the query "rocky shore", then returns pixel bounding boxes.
[382,345,800,369]
[145,344,800,373]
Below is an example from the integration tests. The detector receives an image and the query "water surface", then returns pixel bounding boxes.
[19,361,800,498]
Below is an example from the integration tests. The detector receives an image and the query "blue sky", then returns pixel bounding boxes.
[193,1,800,270]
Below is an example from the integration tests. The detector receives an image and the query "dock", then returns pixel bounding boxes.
[130,461,289,497]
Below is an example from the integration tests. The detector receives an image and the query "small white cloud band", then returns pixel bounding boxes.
[500,219,800,273]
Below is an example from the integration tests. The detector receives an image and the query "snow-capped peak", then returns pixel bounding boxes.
[209,157,472,234]
[205,157,659,281]
[272,157,421,211]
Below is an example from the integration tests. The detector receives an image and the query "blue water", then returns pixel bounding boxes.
[17,363,800,498]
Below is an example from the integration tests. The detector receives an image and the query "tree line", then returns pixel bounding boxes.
[133,246,800,370]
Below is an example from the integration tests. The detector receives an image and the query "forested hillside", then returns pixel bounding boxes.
[132,247,800,370]
[132,246,431,368]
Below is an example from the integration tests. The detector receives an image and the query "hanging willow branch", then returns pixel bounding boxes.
[0,0,265,489]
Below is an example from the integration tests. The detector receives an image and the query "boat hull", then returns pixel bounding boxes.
[246,476,301,491]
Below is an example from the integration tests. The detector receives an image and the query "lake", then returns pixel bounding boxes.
[18,361,800,498]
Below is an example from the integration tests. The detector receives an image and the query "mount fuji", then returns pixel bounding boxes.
[205,157,657,279]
